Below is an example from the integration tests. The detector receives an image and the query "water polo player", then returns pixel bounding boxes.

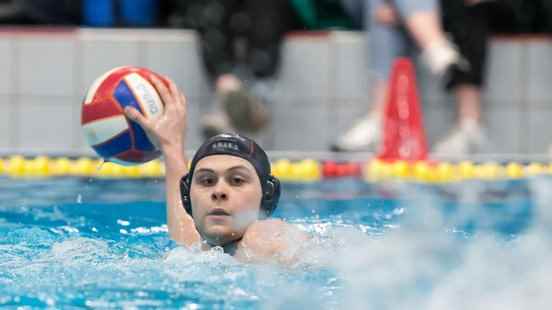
[124,75,307,263]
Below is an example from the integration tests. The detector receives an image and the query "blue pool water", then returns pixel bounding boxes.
[1,176,551,309]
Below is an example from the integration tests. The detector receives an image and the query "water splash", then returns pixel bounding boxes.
[0,178,547,309]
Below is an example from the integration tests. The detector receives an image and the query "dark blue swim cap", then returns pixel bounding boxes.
[180,133,280,217]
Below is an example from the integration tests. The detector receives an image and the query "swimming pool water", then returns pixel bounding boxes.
[0,176,549,309]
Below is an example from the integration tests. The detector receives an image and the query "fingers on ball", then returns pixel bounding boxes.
[124,107,150,129]
[151,75,172,105]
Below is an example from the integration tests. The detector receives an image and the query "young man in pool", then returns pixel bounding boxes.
[124,76,307,264]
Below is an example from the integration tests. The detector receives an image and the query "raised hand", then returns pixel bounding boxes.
[124,75,188,153]
[124,75,198,246]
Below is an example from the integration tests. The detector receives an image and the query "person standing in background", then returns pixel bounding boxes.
[0,0,81,24]
[332,0,467,154]
[433,0,517,155]
[334,0,546,155]
[169,0,301,139]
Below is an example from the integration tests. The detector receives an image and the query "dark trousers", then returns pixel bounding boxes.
[0,0,81,24]
[441,0,516,90]
[178,0,300,81]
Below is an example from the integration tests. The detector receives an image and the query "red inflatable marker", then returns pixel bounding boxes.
[377,58,429,162]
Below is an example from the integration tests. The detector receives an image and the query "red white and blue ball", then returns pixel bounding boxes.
[81,66,164,165]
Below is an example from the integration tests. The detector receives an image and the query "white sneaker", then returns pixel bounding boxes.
[422,41,469,76]
[432,119,488,156]
[331,114,382,152]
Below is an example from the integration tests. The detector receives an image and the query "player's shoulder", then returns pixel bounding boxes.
[236,219,307,263]
[249,218,286,231]
[243,219,291,240]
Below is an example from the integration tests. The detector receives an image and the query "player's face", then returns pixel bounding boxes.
[190,155,263,246]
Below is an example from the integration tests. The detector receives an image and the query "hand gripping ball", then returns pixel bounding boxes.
[81,66,166,165]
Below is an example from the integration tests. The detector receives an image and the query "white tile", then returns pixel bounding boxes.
[72,100,93,155]
[526,41,552,104]
[81,39,142,95]
[0,96,16,149]
[275,36,331,99]
[484,39,524,103]
[329,100,371,142]
[0,38,13,95]
[528,108,552,154]
[333,32,371,100]
[16,97,76,153]
[482,103,523,154]
[183,96,203,150]
[144,36,209,99]
[423,100,456,148]
[272,100,330,150]
[17,36,77,97]
[0,95,16,106]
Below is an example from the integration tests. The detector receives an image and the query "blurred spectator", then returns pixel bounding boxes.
[433,0,518,155]
[170,0,301,139]
[340,0,364,29]
[290,0,355,30]
[81,0,163,27]
[0,0,173,27]
[502,0,552,33]
[0,0,81,25]
[534,0,552,33]
[332,0,466,153]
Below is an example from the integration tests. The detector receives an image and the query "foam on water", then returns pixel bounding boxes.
[0,177,548,308]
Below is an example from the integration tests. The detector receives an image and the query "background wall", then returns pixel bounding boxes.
[0,28,550,156]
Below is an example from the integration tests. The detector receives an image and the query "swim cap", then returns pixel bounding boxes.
[180,133,280,217]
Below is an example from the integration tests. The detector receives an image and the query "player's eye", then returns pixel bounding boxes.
[228,175,246,186]
[195,174,217,186]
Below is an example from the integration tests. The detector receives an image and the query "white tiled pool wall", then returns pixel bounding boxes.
[0,29,550,155]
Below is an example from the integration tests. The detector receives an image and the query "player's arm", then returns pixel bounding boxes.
[124,76,200,246]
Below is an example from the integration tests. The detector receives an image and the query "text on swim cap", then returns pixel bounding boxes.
[211,141,240,152]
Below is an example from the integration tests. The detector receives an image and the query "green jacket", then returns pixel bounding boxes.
[290,0,354,30]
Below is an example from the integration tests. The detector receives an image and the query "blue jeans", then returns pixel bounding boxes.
[343,0,438,81]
